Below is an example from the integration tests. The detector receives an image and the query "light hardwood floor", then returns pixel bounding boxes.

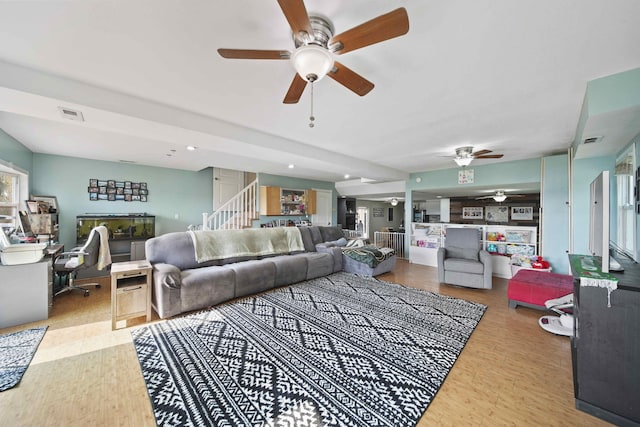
[0,260,610,426]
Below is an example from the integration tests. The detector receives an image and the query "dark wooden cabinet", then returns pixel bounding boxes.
[337,198,356,230]
[570,255,640,426]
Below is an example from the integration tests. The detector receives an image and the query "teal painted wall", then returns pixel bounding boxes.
[571,155,615,255]
[541,155,570,273]
[31,154,213,249]
[587,67,640,116]
[258,173,337,226]
[408,158,542,193]
[0,129,33,177]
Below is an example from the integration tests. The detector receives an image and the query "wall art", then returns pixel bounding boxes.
[462,206,483,219]
[511,206,533,220]
[88,179,148,202]
[486,206,509,222]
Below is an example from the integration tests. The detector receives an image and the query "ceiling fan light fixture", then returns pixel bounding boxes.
[292,45,334,82]
[454,157,473,167]
[493,192,507,202]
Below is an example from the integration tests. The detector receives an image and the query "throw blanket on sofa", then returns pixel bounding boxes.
[188,227,305,263]
[342,245,396,268]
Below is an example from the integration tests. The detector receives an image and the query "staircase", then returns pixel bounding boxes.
[202,179,259,230]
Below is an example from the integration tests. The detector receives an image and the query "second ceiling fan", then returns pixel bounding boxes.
[218,0,410,105]
[453,146,504,167]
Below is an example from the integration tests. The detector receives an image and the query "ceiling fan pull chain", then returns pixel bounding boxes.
[309,80,315,128]
[309,80,316,128]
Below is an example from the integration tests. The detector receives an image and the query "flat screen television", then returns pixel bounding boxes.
[589,171,610,273]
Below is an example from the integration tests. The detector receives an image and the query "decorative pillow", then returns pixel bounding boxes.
[333,237,348,247]
[346,238,365,248]
[446,246,479,261]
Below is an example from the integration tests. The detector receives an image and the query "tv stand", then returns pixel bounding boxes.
[569,254,639,425]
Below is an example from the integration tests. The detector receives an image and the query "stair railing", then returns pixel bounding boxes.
[202,179,258,230]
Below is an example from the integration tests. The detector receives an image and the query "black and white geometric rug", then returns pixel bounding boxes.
[132,272,486,426]
[0,326,47,392]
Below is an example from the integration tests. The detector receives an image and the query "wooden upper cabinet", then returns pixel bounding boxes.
[306,189,317,215]
[259,186,281,216]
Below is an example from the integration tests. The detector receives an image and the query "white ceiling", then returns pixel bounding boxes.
[1,1,640,196]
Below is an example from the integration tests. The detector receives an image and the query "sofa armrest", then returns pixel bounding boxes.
[437,247,446,282]
[152,263,182,289]
[479,250,493,289]
[150,263,183,319]
[479,250,492,267]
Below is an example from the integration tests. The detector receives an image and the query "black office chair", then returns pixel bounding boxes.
[54,226,111,297]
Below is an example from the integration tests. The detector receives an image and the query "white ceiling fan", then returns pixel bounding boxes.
[476,190,525,202]
[451,146,504,167]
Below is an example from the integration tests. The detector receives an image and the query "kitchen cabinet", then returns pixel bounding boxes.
[259,186,314,216]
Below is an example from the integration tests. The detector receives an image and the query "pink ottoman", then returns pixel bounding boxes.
[507,269,573,309]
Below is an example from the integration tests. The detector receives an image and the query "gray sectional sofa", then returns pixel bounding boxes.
[145,225,347,318]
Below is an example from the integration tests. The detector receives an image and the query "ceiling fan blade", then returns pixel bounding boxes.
[277,0,313,40]
[283,74,307,104]
[329,8,409,55]
[475,154,504,159]
[472,149,492,157]
[218,48,290,60]
[328,61,374,96]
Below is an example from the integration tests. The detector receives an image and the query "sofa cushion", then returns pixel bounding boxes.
[446,246,479,261]
[304,252,335,279]
[180,266,235,313]
[444,258,484,274]
[270,255,308,287]
[319,226,345,243]
[298,227,316,252]
[308,227,324,247]
[227,259,276,298]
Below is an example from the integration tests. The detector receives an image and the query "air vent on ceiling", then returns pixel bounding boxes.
[583,136,603,144]
[58,106,84,121]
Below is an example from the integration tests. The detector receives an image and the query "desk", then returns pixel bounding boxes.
[45,243,64,258]
[0,260,50,329]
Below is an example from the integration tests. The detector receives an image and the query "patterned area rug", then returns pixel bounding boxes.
[132,272,486,426]
[0,326,47,392]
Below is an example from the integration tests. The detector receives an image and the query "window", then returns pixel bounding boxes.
[0,171,19,232]
[615,147,635,258]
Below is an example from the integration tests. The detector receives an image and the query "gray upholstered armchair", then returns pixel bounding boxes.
[437,227,492,289]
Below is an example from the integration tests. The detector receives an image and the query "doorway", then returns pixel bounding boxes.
[357,207,369,238]
[312,189,332,226]
[213,168,245,210]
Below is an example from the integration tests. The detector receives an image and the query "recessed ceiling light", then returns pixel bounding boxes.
[288,164,294,169]
[344,174,350,179]
[186,145,197,151]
